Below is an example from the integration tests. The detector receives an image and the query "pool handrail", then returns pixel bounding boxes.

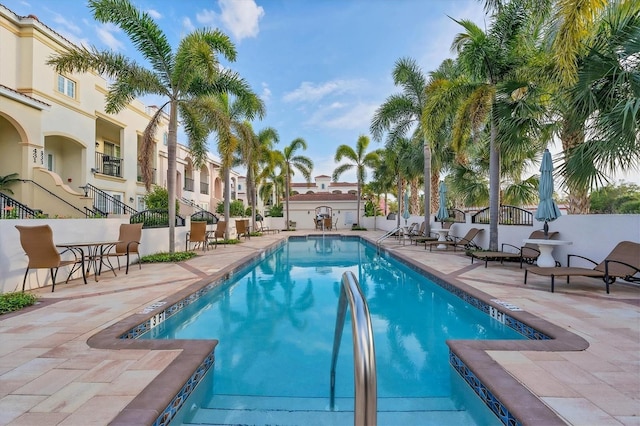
[375,226,403,249]
[330,271,377,425]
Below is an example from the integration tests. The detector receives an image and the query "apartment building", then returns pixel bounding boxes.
[0,5,243,218]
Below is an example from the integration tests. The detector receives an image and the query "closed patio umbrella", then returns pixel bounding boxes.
[535,149,561,238]
[402,190,410,226]
[435,181,449,227]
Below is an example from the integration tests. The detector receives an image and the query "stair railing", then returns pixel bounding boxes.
[330,271,377,425]
[0,192,42,218]
[21,179,92,217]
[82,183,137,215]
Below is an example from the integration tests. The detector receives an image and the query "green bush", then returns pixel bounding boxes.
[143,186,179,214]
[268,204,283,217]
[0,292,37,315]
[216,200,245,217]
[140,251,198,263]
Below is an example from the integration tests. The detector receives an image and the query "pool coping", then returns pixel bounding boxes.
[91,235,588,425]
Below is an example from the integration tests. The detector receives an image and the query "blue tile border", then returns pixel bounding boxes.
[450,352,520,426]
[152,350,216,426]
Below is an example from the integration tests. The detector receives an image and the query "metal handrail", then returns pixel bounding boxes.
[330,271,377,425]
[21,179,90,217]
[375,226,403,245]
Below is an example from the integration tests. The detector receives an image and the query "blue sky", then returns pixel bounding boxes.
[5,0,488,182]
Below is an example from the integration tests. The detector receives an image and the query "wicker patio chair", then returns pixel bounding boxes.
[103,223,143,274]
[15,224,86,292]
[186,221,210,252]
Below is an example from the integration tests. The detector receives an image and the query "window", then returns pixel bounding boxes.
[57,74,76,98]
[47,153,54,172]
[238,184,242,191]
[321,183,325,189]
[104,141,121,158]
[163,132,168,146]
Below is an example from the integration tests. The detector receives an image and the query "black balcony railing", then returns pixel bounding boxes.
[191,210,219,224]
[471,205,533,226]
[136,164,157,184]
[130,209,186,229]
[95,152,123,177]
[0,192,42,219]
[200,181,209,195]
[184,177,194,192]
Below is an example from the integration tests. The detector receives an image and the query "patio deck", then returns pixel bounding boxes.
[0,230,638,425]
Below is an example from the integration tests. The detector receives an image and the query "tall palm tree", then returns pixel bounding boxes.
[47,0,251,251]
[236,125,279,230]
[332,135,380,225]
[449,1,539,250]
[278,138,313,230]
[558,1,640,196]
[371,57,431,235]
[196,92,265,238]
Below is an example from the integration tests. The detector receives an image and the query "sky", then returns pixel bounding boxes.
[3,0,493,183]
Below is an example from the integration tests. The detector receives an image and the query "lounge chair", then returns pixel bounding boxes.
[256,219,279,234]
[471,230,558,268]
[186,221,210,252]
[408,222,438,246]
[16,224,86,292]
[103,223,143,274]
[524,241,640,293]
[426,227,483,252]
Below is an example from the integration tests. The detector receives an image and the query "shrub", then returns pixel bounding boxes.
[0,292,37,315]
[268,204,283,217]
[140,251,198,263]
[143,186,180,214]
[216,200,245,216]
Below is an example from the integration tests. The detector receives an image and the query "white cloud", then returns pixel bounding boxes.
[283,80,365,103]
[182,17,195,32]
[218,0,264,40]
[96,23,125,51]
[300,101,377,132]
[146,9,162,20]
[52,13,81,34]
[196,9,217,25]
[260,82,271,102]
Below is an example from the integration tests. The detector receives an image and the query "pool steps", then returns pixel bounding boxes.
[185,395,478,425]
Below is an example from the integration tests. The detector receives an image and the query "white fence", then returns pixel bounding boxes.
[1,214,638,293]
[362,214,640,271]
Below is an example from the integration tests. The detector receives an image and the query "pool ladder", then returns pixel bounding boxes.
[329,271,377,425]
[375,226,404,252]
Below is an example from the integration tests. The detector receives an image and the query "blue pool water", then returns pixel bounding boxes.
[141,236,526,425]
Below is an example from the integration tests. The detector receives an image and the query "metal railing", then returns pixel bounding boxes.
[0,192,43,219]
[81,183,137,216]
[330,271,377,425]
[95,152,123,177]
[21,179,95,218]
[130,209,185,229]
[471,205,533,226]
[375,226,404,247]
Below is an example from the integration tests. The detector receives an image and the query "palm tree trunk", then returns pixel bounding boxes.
[167,100,178,253]
[489,112,500,251]
[430,174,439,214]
[410,179,419,215]
[285,166,291,230]
[224,168,230,240]
[561,121,589,214]
[423,136,432,236]
[356,181,361,227]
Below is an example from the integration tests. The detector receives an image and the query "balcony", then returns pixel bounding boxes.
[184,177,194,192]
[137,164,157,184]
[200,181,209,195]
[95,152,123,177]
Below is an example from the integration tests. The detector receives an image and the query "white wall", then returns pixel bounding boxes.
[362,214,640,269]
[3,214,638,293]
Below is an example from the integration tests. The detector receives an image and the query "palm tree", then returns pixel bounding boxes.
[278,138,313,230]
[371,57,431,235]
[196,92,265,238]
[47,0,251,252]
[558,1,640,198]
[236,125,279,230]
[0,173,20,195]
[332,135,379,225]
[449,1,539,250]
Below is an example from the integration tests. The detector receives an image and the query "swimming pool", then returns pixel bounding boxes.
[137,236,529,425]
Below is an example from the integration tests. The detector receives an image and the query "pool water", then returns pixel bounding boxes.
[142,236,525,425]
